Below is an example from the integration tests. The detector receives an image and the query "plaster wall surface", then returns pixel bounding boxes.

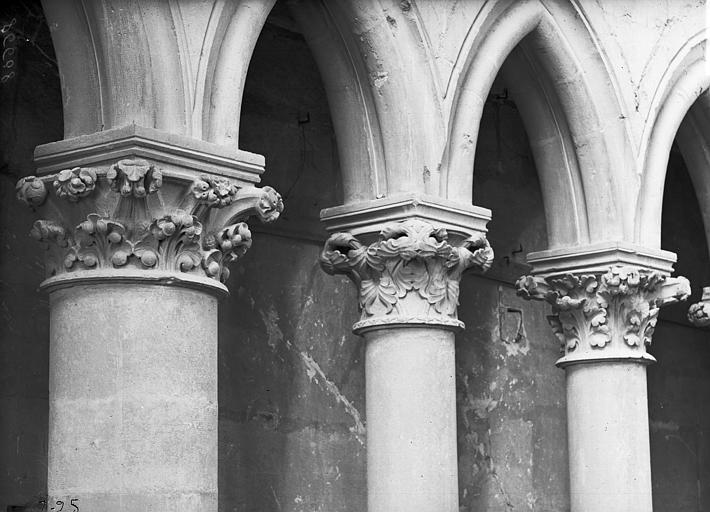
[1,3,710,512]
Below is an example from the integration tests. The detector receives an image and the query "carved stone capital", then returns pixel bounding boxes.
[18,126,283,294]
[688,287,710,327]
[516,266,690,366]
[320,218,494,333]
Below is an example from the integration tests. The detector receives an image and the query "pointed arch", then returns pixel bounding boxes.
[43,0,188,137]
[287,0,446,204]
[286,0,386,203]
[635,35,709,248]
[675,92,710,260]
[442,0,632,248]
[203,0,276,146]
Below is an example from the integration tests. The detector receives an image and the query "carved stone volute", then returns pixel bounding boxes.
[320,218,494,332]
[517,260,690,366]
[18,126,283,293]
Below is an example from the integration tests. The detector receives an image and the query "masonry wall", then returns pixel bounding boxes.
[0,4,708,512]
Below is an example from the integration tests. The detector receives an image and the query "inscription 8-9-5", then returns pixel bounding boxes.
[49,498,79,511]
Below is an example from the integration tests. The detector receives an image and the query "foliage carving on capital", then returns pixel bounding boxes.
[30,219,68,247]
[53,167,97,202]
[516,267,690,363]
[30,212,253,282]
[17,157,283,286]
[16,176,48,208]
[255,186,284,223]
[108,158,163,197]
[320,219,494,330]
[192,175,239,207]
[72,214,132,269]
[688,287,710,328]
[202,223,252,282]
[133,213,203,272]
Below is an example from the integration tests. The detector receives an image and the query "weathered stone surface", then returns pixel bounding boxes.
[457,280,569,512]
[48,284,218,511]
[4,2,710,512]
[218,236,366,512]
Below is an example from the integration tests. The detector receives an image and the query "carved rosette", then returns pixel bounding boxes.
[320,219,494,333]
[516,267,690,366]
[688,287,710,327]
[17,158,283,288]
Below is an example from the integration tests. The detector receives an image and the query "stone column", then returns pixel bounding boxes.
[15,126,283,511]
[319,195,494,512]
[515,244,690,512]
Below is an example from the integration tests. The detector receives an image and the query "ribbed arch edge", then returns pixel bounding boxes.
[442,0,632,249]
[674,93,710,260]
[289,0,448,204]
[204,0,276,147]
[635,36,709,248]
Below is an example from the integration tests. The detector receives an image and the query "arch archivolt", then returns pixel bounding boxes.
[44,0,274,145]
[43,0,710,255]
[676,94,710,260]
[635,35,710,248]
[440,0,630,248]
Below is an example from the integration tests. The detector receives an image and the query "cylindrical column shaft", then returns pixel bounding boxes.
[48,283,218,511]
[565,362,652,512]
[364,327,459,512]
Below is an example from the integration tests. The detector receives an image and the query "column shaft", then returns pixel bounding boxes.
[566,362,652,512]
[517,248,691,512]
[48,283,218,511]
[319,202,494,512]
[365,327,458,512]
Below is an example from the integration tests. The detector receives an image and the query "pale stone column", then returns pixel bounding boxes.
[515,244,690,512]
[319,195,494,512]
[16,126,283,511]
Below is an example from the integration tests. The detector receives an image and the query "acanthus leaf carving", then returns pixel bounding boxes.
[74,214,132,269]
[133,212,203,272]
[53,167,97,202]
[516,266,690,362]
[18,156,283,286]
[319,219,493,329]
[16,176,48,208]
[107,158,162,197]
